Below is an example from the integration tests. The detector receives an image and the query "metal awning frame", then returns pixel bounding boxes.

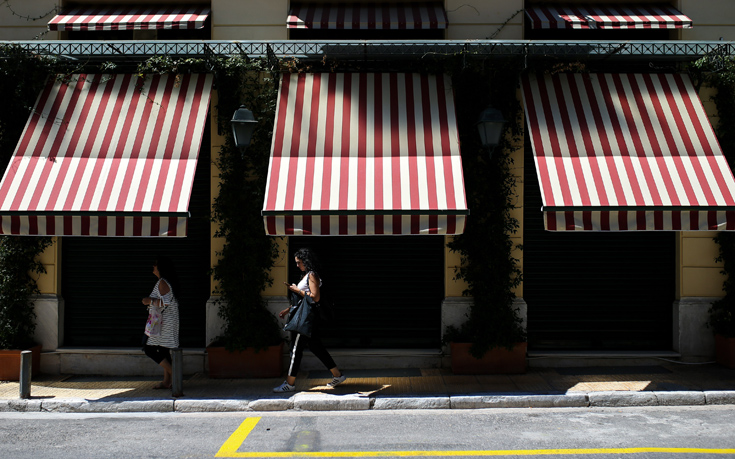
[1,40,733,63]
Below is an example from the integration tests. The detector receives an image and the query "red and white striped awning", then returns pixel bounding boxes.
[521,73,735,231]
[525,4,692,29]
[287,2,447,29]
[262,73,467,236]
[48,5,210,31]
[0,73,213,237]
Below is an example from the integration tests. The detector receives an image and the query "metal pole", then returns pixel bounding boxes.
[171,348,184,397]
[19,350,32,399]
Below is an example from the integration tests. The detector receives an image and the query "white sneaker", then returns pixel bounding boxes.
[327,374,347,388]
[272,381,295,393]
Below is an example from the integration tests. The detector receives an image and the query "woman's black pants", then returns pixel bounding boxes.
[144,345,171,365]
[287,332,336,378]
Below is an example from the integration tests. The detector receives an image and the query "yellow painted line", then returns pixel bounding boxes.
[216,417,735,458]
[216,417,262,457]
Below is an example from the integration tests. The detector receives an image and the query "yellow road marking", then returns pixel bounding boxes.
[216,417,735,458]
[216,417,262,457]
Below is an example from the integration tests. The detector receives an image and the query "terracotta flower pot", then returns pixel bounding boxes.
[207,342,283,378]
[715,334,735,369]
[0,345,41,381]
[450,342,527,375]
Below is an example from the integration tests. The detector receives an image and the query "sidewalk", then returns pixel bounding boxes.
[1,363,734,413]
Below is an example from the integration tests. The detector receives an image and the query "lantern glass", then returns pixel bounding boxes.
[231,106,258,150]
[475,106,507,150]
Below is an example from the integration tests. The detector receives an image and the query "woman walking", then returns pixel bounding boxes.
[274,247,346,393]
[142,255,180,390]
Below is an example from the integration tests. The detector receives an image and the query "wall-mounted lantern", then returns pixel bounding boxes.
[230,106,258,154]
[475,105,507,159]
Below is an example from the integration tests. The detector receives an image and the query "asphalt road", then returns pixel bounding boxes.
[1,406,735,458]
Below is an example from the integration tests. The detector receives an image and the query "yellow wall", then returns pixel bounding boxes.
[678,232,724,298]
[675,84,727,299]
[36,237,60,295]
[679,0,735,40]
[445,0,523,39]
[0,0,59,40]
[211,0,288,40]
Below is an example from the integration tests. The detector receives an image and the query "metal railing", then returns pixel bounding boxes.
[1,40,733,63]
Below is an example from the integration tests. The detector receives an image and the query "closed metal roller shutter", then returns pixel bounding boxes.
[523,138,675,350]
[61,130,211,348]
[288,236,445,348]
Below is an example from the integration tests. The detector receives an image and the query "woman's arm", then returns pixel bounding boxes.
[142,280,171,307]
[308,272,321,302]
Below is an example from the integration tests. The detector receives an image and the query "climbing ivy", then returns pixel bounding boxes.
[691,54,735,337]
[0,45,60,349]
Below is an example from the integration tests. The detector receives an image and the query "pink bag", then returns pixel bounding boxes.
[144,304,163,337]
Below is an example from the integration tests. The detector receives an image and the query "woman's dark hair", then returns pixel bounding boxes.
[154,255,181,301]
[294,247,321,275]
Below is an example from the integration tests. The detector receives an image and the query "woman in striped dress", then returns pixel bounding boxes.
[142,255,180,390]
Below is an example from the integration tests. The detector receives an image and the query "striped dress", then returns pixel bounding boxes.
[145,278,179,349]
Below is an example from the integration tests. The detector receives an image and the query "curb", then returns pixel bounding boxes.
[2,391,734,413]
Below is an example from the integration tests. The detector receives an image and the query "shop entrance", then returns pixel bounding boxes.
[523,139,676,350]
[288,236,445,348]
[61,130,211,348]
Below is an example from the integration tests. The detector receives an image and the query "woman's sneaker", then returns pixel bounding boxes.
[272,381,295,393]
[327,374,347,388]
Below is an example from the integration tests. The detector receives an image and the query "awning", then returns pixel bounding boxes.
[521,72,735,231]
[525,4,692,29]
[262,73,467,236]
[287,2,447,29]
[0,73,213,237]
[48,5,210,31]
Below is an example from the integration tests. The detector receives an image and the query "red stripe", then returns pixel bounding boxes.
[132,75,176,212]
[420,75,439,211]
[628,74,668,205]
[97,74,144,211]
[337,4,346,29]
[405,75,420,210]
[390,74,402,211]
[168,74,206,211]
[320,75,337,211]
[114,74,163,211]
[673,74,733,205]
[446,215,456,234]
[375,215,384,234]
[609,74,647,206]
[338,74,353,211]
[62,74,120,211]
[374,75,384,210]
[150,74,190,212]
[381,4,391,29]
[397,4,407,29]
[264,74,292,211]
[79,74,132,212]
[552,74,587,206]
[529,75,563,207]
[570,75,608,206]
[43,75,104,211]
[435,75,457,210]
[302,74,321,212]
[356,74,367,210]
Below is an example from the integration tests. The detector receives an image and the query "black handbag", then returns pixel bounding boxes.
[284,292,315,337]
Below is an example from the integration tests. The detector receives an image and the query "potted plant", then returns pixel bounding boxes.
[708,297,735,369]
[0,237,53,381]
[206,64,285,378]
[443,65,527,375]
[709,233,735,369]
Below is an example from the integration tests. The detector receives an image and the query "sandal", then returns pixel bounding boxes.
[152,382,171,389]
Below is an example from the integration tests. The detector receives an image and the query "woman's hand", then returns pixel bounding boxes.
[142,297,151,306]
[283,282,302,295]
[278,307,291,319]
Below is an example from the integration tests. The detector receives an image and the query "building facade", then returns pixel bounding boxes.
[1,0,733,374]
